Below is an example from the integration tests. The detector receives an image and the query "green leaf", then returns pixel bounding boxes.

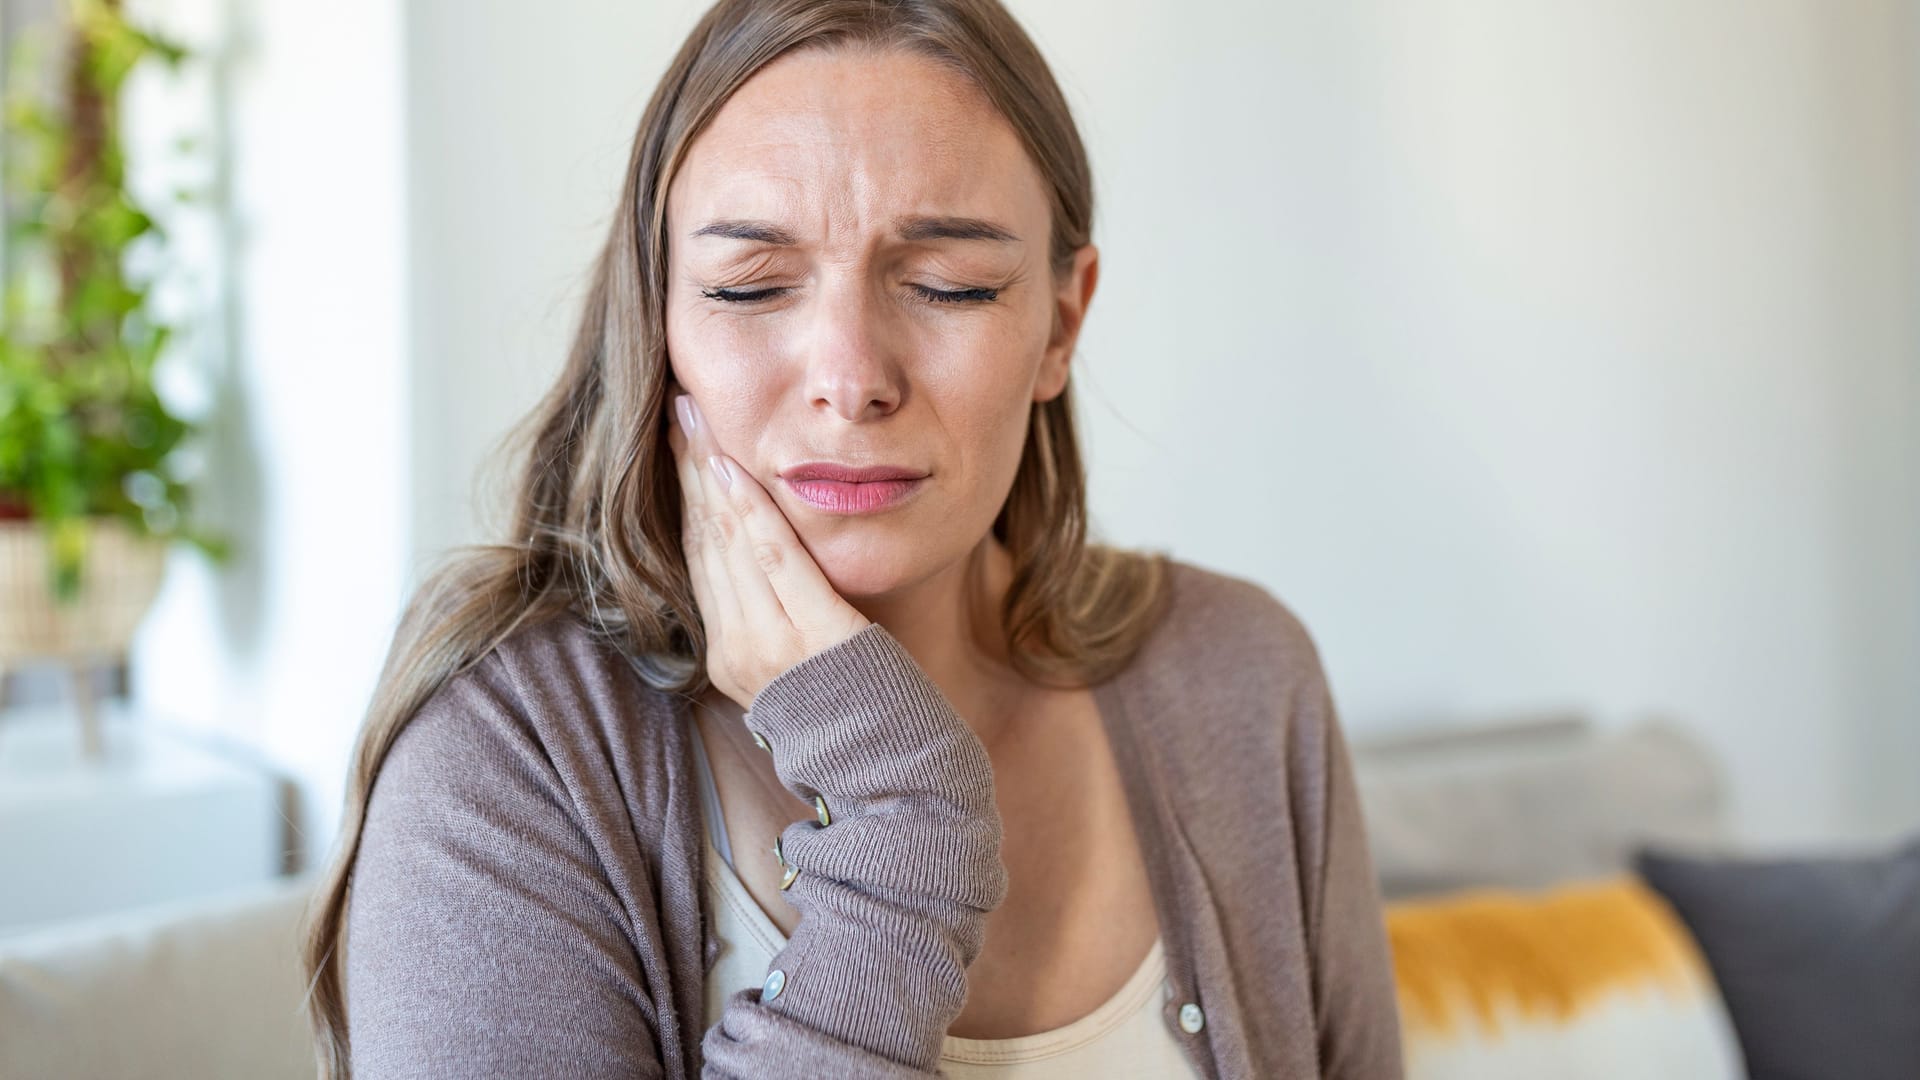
[0,0,228,599]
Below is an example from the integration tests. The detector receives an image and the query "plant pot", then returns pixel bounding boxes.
[0,516,170,658]
[0,516,171,758]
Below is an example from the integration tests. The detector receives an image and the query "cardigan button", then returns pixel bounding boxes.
[772,833,800,889]
[750,729,771,752]
[813,794,831,827]
[763,968,787,1001]
[1178,1002,1205,1034]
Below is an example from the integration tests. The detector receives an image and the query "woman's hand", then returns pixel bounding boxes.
[666,384,872,711]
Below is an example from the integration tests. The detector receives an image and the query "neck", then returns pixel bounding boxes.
[701,534,1037,753]
[844,533,1031,752]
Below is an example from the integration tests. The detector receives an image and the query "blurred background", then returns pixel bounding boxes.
[0,1,1914,1072]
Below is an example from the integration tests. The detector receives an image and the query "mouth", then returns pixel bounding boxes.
[780,462,929,483]
[779,462,929,515]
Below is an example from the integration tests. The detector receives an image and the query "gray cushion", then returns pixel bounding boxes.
[1352,715,1730,899]
[1634,834,1920,1080]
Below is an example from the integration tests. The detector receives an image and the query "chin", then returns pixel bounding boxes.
[795,525,935,601]
[811,546,920,600]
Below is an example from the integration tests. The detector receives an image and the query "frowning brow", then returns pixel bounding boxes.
[897,215,1020,243]
[690,220,799,244]
[688,215,1020,245]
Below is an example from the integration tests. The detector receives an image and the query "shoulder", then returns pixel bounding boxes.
[1129,558,1346,798]
[403,610,680,747]
[1138,560,1358,886]
[374,610,689,840]
[1155,556,1330,693]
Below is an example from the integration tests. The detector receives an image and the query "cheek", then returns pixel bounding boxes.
[936,381,1036,506]
[665,305,780,418]
[661,313,775,467]
[913,306,1048,398]
[669,300,759,367]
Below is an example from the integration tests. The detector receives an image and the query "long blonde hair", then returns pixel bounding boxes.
[298,1,1170,1074]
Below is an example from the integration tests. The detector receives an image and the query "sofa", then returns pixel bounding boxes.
[0,871,317,1078]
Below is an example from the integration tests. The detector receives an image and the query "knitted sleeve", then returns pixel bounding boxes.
[698,621,1011,1077]
[1286,621,1408,1079]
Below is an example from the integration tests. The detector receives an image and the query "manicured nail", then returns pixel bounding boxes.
[676,394,696,433]
[709,455,733,490]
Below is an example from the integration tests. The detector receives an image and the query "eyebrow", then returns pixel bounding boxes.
[688,215,1020,245]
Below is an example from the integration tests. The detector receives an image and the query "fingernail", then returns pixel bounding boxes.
[676,394,696,433]
[709,455,733,490]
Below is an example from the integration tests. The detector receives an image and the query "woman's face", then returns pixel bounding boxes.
[664,45,1097,600]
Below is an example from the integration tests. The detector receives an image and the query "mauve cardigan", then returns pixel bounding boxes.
[342,558,1406,1078]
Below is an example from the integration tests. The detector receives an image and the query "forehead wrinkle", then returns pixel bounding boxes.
[689,166,1013,267]
[698,126,987,209]
[700,67,1009,188]
[676,56,1041,267]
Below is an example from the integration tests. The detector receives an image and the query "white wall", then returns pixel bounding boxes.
[1054,0,1920,848]
[124,0,1918,865]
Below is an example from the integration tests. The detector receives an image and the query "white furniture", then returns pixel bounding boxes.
[0,699,289,937]
[0,874,318,1080]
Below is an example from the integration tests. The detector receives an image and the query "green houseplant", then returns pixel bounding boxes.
[0,0,228,747]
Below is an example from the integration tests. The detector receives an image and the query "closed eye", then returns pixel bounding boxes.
[912,284,999,304]
[699,284,999,305]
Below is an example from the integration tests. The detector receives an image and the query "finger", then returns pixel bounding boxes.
[703,448,853,641]
[672,395,740,633]
[681,398,787,630]
[701,450,795,628]
[671,392,862,643]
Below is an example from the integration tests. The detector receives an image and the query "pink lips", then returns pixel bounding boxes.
[780,462,928,515]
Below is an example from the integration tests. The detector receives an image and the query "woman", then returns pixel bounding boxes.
[300,1,1404,1077]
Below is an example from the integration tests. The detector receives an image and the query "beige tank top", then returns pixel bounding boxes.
[693,729,1199,1077]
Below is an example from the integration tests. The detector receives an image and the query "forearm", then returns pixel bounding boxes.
[699,622,1008,1075]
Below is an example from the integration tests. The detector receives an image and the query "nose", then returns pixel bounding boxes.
[802,276,903,423]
